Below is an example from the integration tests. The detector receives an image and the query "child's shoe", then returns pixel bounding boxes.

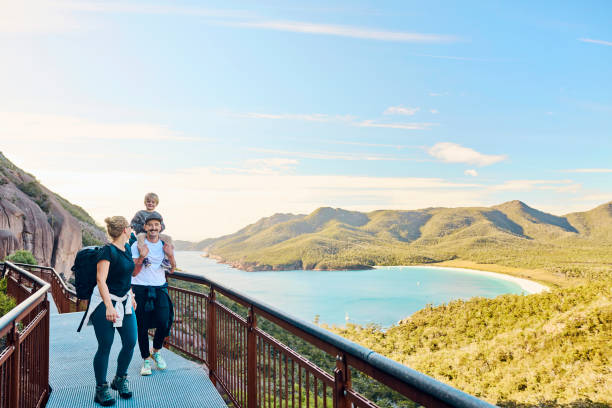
[161,258,172,272]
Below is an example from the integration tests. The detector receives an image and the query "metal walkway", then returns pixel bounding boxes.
[46,309,227,408]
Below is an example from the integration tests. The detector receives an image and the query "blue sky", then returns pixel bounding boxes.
[1,1,611,239]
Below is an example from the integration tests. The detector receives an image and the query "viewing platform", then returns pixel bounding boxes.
[1,261,497,408]
[47,309,227,407]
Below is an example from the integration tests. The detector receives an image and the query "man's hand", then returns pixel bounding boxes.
[132,298,137,311]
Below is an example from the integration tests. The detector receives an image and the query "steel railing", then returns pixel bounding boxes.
[165,271,495,408]
[0,262,51,408]
[3,263,86,314]
[12,262,497,408]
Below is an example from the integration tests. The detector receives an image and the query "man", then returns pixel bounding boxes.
[131,212,174,376]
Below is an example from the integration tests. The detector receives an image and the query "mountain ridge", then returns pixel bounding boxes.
[177,200,612,283]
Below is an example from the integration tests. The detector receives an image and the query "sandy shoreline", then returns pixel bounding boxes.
[375,265,549,294]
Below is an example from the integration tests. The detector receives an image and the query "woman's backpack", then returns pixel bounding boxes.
[72,245,107,300]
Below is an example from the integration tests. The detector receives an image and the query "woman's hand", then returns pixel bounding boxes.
[132,297,137,311]
[106,305,119,323]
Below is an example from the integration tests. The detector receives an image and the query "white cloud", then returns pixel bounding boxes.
[573,193,612,202]
[563,168,612,173]
[240,112,355,122]
[428,142,506,166]
[357,120,436,130]
[228,20,459,43]
[0,1,250,34]
[0,112,202,142]
[240,158,299,174]
[464,169,478,177]
[384,106,419,116]
[579,38,612,47]
[59,1,248,18]
[491,179,580,193]
[248,148,424,162]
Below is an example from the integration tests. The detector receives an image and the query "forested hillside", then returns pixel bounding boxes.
[326,281,612,406]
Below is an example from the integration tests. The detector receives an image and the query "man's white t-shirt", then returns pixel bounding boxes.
[131,239,166,286]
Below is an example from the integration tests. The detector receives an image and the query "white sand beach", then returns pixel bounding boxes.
[376,265,549,294]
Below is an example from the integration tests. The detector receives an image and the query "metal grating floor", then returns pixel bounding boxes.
[47,309,227,407]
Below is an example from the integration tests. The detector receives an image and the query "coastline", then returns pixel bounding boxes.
[203,252,551,293]
[375,265,549,294]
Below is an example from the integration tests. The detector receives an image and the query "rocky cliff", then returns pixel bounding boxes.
[0,153,106,277]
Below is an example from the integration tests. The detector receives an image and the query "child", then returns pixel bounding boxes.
[130,192,176,272]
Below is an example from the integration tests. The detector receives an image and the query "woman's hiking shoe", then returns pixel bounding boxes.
[142,257,152,268]
[111,375,133,399]
[94,383,115,406]
[151,351,167,370]
[140,359,152,376]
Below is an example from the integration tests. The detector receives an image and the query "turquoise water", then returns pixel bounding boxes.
[175,251,526,327]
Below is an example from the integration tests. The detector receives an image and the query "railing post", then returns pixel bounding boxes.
[247,305,257,408]
[207,285,217,385]
[9,321,20,408]
[334,353,350,408]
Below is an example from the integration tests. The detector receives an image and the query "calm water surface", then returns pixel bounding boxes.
[175,251,525,327]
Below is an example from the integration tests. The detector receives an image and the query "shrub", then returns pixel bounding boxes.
[82,229,104,247]
[17,181,50,213]
[0,279,16,317]
[5,250,38,265]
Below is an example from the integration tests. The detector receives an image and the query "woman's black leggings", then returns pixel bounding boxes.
[133,286,171,359]
[91,302,137,385]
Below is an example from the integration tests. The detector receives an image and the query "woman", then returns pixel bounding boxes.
[81,216,137,406]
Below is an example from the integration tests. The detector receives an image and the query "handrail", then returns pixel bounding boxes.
[0,261,51,408]
[9,262,77,295]
[0,262,50,333]
[6,262,86,313]
[169,270,496,408]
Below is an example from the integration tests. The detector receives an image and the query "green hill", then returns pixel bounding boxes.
[198,201,612,285]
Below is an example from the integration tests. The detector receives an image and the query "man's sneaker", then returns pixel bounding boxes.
[94,382,115,406]
[142,257,151,268]
[111,375,132,399]
[151,351,167,370]
[140,359,152,376]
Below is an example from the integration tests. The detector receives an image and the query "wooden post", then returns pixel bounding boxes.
[9,322,20,408]
[207,286,217,385]
[247,305,257,408]
[334,353,350,408]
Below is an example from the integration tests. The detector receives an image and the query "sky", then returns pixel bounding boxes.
[0,0,611,240]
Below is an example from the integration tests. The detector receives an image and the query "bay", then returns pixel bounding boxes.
[175,251,528,327]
